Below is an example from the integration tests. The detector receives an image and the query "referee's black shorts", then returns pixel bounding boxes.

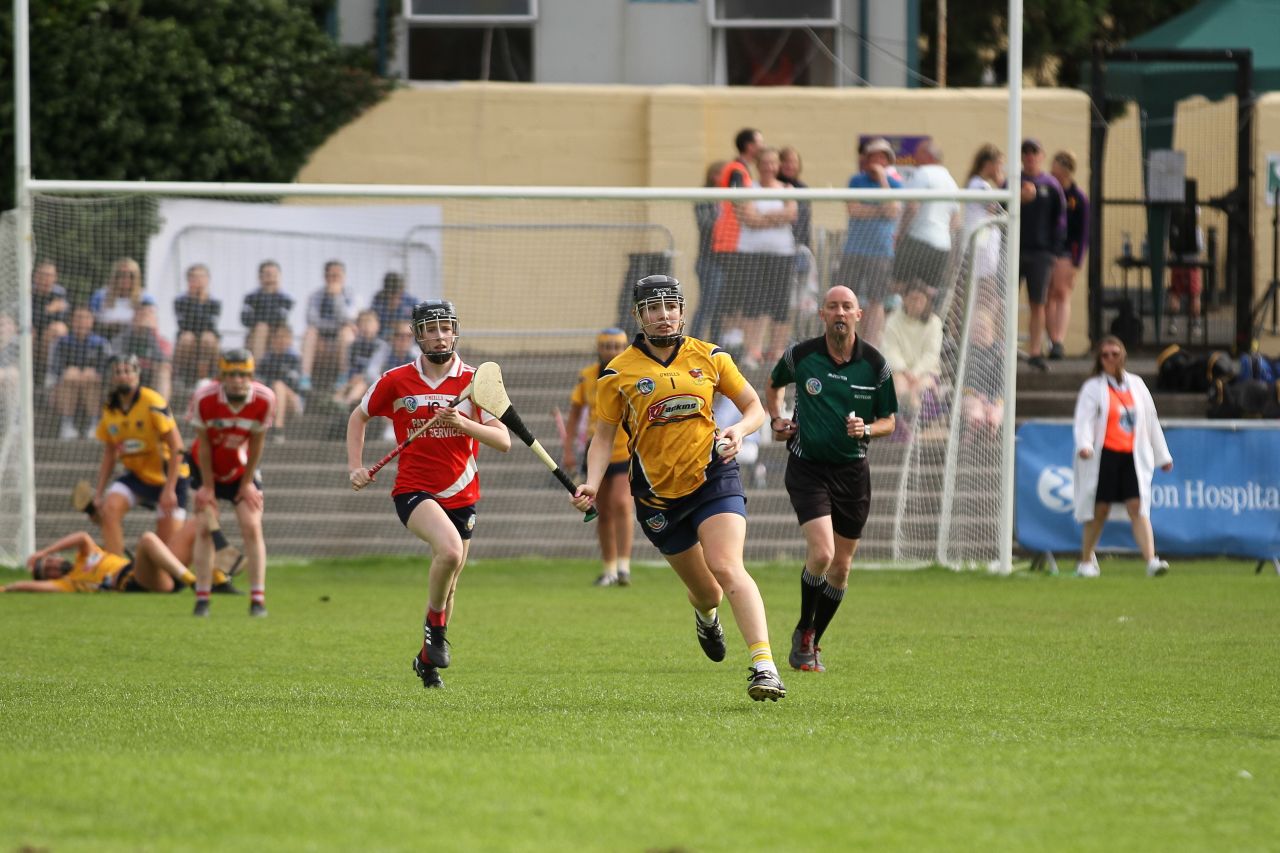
[784,453,871,540]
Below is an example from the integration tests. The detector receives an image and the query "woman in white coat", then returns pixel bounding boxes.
[1072,336,1173,578]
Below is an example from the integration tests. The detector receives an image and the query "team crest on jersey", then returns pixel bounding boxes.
[688,368,707,385]
[646,395,704,423]
[402,396,419,413]
[645,513,668,532]
[636,378,656,396]
[108,424,119,435]
[805,378,823,396]
[465,513,477,531]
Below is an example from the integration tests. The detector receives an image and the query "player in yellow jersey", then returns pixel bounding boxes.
[2,529,195,593]
[91,354,190,556]
[564,327,635,587]
[571,275,786,702]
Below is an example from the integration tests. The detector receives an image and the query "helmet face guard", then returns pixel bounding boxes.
[632,275,684,348]
[218,348,255,403]
[412,300,460,364]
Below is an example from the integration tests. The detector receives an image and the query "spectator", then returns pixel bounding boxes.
[49,306,112,439]
[961,309,1005,442]
[370,272,418,341]
[895,140,959,297]
[1018,138,1067,370]
[31,260,69,374]
[173,263,222,385]
[333,310,389,409]
[1046,150,1089,360]
[963,144,1006,295]
[257,325,305,442]
[111,303,173,401]
[711,128,765,351]
[382,326,420,373]
[300,260,356,392]
[241,260,293,359]
[777,146,812,252]
[835,137,903,347]
[1166,202,1205,338]
[691,160,726,340]
[882,280,943,438]
[89,257,154,340]
[736,146,797,367]
[0,314,18,420]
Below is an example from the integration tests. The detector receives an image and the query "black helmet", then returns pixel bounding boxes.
[412,300,460,364]
[107,352,140,373]
[632,275,684,348]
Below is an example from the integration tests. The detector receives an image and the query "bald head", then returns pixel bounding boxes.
[820,286,861,341]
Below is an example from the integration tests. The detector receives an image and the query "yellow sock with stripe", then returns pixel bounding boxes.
[749,641,778,674]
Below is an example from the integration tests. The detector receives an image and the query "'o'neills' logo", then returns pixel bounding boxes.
[647,395,704,423]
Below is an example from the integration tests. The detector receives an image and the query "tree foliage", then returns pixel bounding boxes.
[0,0,390,209]
[919,0,1202,88]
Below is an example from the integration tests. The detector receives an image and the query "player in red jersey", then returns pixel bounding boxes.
[188,348,276,618]
[346,300,510,689]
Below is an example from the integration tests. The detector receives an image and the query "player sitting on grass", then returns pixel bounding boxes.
[3,530,196,593]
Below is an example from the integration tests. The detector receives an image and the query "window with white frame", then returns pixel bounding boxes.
[403,0,536,82]
[708,0,843,87]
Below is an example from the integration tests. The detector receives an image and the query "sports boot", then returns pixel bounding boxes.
[747,667,787,702]
[413,656,444,689]
[423,623,451,668]
[694,613,726,662]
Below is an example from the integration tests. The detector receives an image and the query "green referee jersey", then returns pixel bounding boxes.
[769,335,898,463]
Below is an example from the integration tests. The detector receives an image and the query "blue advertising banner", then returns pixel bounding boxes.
[1016,422,1280,558]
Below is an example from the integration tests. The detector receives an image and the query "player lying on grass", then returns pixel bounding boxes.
[4,530,196,593]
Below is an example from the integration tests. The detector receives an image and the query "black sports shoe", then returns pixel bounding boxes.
[1027,355,1048,372]
[249,601,268,618]
[422,623,451,668]
[413,656,445,689]
[1048,342,1066,360]
[193,599,210,618]
[747,667,787,702]
[694,613,726,662]
[211,580,244,595]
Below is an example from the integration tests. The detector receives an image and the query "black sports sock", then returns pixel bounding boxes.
[796,567,824,632]
[812,584,846,645]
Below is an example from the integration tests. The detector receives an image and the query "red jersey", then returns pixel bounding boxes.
[361,355,495,507]
[189,380,276,484]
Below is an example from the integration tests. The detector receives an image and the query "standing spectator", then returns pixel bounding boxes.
[691,160,726,341]
[111,302,173,401]
[49,306,112,439]
[881,280,943,439]
[895,140,959,296]
[1072,336,1174,578]
[835,138,903,348]
[241,260,293,360]
[711,128,765,350]
[736,147,797,367]
[765,286,898,675]
[89,258,154,340]
[963,144,1007,294]
[173,263,222,385]
[189,349,277,617]
[1046,150,1089,360]
[257,326,305,443]
[1166,202,1205,338]
[300,260,356,392]
[347,301,512,689]
[564,328,634,588]
[31,260,69,375]
[777,146,812,253]
[333,310,389,409]
[91,353,188,557]
[1018,139,1067,370]
[370,272,419,341]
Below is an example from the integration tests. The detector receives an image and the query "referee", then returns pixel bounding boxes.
[765,285,897,674]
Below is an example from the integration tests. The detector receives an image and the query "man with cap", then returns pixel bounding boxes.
[1018,138,1067,370]
[834,137,903,348]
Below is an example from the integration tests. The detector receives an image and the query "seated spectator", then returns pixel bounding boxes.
[48,306,112,439]
[370,272,418,341]
[3,529,195,594]
[0,314,18,420]
[962,309,1005,441]
[300,260,356,392]
[882,280,944,437]
[32,259,69,374]
[333,310,389,408]
[89,257,154,340]
[382,326,419,373]
[173,263,222,386]
[257,325,305,442]
[241,260,293,359]
[112,303,173,401]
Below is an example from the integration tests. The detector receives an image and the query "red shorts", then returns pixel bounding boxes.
[1169,266,1202,297]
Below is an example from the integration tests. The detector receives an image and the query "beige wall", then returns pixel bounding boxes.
[297,84,1091,353]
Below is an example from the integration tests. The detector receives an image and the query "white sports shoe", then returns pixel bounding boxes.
[1076,560,1100,578]
[1146,558,1170,578]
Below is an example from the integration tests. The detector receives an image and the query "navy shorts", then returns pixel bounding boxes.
[784,453,871,540]
[634,464,746,556]
[394,492,477,541]
[1095,448,1140,505]
[189,465,263,505]
[1020,250,1055,305]
[110,471,190,514]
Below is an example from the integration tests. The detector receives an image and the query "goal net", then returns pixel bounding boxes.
[1,185,1012,570]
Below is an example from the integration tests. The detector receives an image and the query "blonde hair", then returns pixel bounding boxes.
[110,257,144,306]
[967,143,1003,182]
[1053,150,1077,174]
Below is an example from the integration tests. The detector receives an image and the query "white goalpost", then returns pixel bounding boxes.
[5,1,1025,572]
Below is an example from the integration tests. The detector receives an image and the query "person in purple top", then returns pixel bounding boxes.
[1047,150,1089,360]
[1018,139,1067,370]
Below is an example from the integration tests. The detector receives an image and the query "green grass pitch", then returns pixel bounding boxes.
[2,557,1278,851]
